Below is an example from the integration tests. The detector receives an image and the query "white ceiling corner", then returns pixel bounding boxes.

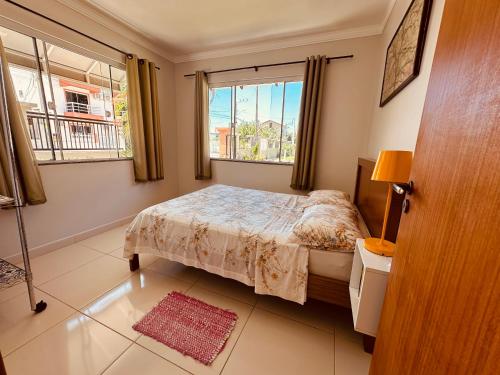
[172,24,384,63]
[58,0,396,64]
[54,0,176,61]
[381,0,398,33]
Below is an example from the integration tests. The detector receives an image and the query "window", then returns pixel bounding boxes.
[65,91,89,113]
[1,24,130,162]
[209,80,303,163]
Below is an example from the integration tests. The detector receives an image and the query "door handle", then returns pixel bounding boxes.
[393,181,413,214]
[392,181,413,195]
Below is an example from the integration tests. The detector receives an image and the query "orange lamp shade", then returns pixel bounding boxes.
[371,150,413,183]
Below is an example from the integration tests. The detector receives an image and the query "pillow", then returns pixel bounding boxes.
[306,189,352,209]
[291,204,362,252]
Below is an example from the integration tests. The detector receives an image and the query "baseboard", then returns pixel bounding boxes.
[4,214,136,264]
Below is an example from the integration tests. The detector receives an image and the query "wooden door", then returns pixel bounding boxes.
[370,1,499,374]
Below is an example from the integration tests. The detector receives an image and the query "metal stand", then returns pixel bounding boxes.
[0,54,46,313]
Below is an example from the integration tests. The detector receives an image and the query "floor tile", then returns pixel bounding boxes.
[25,243,103,285]
[194,272,258,305]
[335,329,372,375]
[332,305,359,338]
[110,249,159,268]
[0,283,26,304]
[256,295,352,333]
[38,256,132,309]
[82,269,191,340]
[78,226,127,253]
[222,308,334,375]
[102,344,188,375]
[146,258,203,284]
[4,313,131,375]
[137,285,253,375]
[0,290,75,355]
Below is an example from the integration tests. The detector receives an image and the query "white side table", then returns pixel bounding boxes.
[349,238,392,352]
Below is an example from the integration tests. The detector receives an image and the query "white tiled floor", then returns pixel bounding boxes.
[0,226,371,375]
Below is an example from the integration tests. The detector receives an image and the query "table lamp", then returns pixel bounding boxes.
[364,150,413,256]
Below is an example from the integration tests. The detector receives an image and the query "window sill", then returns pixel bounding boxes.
[37,157,133,166]
[210,158,293,166]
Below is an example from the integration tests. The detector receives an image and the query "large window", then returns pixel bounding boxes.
[1,25,130,162]
[209,80,303,163]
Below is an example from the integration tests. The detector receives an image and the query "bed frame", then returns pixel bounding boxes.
[129,157,404,308]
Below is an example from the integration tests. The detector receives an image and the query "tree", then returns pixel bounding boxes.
[235,121,281,160]
[113,82,132,157]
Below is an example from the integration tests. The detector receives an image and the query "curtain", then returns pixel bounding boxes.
[194,71,211,180]
[0,37,46,205]
[126,55,163,182]
[290,55,327,191]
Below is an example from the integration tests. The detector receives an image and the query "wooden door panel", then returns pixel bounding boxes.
[370,0,500,374]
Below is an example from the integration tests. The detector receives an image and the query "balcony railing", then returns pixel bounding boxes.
[65,102,104,116]
[26,111,126,152]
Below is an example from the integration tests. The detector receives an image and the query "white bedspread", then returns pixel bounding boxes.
[124,184,310,303]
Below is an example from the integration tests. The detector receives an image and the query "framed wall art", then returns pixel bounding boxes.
[380,0,433,107]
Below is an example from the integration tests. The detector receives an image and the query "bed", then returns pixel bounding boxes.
[124,158,403,307]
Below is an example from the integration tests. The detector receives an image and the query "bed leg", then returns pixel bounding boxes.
[129,254,139,271]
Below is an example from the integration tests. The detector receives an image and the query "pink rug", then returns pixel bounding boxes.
[133,291,238,365]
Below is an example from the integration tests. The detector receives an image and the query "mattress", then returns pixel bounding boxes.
[125,184,311,304]
[308,209,370,281]
[124,184,368,302]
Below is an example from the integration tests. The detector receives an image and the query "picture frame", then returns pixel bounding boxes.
[380,0,433,107]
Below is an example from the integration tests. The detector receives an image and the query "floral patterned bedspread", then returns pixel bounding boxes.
[124,184,310,304]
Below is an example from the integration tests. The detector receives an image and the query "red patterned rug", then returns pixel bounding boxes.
[133,291,238,365]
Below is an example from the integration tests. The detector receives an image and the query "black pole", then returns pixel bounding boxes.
[183,54,354,77]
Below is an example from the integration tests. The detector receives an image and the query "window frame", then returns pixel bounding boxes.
[208,77,303,165]
[37,157,132,166]
[0,21,130,165]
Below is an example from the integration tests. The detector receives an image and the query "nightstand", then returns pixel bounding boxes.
[349,238,392,353]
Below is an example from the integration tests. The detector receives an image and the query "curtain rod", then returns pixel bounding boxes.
[183,54,354,78]
[5,0,160,70]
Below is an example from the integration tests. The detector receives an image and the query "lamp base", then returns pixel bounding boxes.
[364,237,396,257]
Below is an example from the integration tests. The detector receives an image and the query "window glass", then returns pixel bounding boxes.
[1,25,130,162]
[43,43,126,160]
[256,82,284,162]
[281,81,303,162]
[209,86,233,158]
[208,80,302,163]
[110,66,130,158]
[1,26,54,161]
[235,84,257,160]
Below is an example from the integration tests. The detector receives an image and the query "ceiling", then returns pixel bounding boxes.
[84,0,395,61]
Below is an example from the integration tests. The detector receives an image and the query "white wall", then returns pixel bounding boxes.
[0,0,179,259]
[175,36,382,197]
[365,0,446,158]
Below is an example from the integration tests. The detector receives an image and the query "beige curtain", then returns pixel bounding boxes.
[0,37,46,205]
[194,71,211,180]
[126,55,163,182]
[290,55,327,191]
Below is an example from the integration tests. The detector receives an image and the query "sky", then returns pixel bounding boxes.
[209,81,303,136]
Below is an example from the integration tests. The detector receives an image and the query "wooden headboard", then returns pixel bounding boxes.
[354,157,404,242]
